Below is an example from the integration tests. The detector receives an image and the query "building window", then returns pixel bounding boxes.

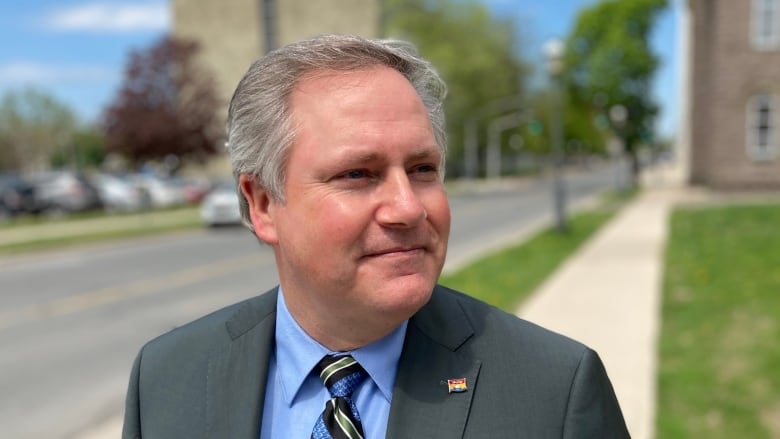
[752,0,780,50]
[747,93,779,161]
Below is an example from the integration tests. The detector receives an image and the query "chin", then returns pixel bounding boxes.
[376,275,436,314]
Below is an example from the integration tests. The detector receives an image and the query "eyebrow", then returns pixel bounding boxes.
[407,147,442,161]
[338,146,441,164]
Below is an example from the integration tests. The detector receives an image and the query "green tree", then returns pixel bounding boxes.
[564,0,668,185]
[0,88,78,172]
[102,36,223,169]
[50,127,107,169]
[514,86,605,166]
[383,0,530,177]
[516,92,551,155]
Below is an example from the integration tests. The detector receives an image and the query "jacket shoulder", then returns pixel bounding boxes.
[424,286,628,437]
[431,284,589,361]
[140,288,277,363]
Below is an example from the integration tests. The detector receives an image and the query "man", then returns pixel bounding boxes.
[123,34,629,438]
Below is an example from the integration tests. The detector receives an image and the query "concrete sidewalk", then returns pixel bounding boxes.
[517,166,688,439]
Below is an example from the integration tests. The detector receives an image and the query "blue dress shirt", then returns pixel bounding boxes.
[259,289,408,439]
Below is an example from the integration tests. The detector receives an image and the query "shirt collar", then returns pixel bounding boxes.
[274,288,408,406]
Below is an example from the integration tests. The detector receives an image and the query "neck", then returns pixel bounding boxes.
[296,308,400,352]
[280,291,405,352]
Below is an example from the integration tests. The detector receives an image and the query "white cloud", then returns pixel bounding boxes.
[43,2,169,32]
[0,62,118,85]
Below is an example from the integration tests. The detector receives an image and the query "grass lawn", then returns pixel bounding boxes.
[658,202,780,438]
[439,191,632,313]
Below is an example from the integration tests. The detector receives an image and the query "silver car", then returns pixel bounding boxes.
[200,180,242,227]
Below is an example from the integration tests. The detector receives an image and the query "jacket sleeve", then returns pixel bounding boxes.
[122,349,143,439]
[562,348,631,439]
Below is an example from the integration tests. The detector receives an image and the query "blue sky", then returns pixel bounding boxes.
[0,0,680,138]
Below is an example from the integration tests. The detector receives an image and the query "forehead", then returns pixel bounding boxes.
[286,66,438,162]
[292,66,421,106]
[290,66,430,131]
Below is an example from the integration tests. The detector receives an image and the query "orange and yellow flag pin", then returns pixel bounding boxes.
[447,377,468,393]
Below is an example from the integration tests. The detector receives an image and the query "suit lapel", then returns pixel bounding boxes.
[386,286,481,439]
[206,290,277,439]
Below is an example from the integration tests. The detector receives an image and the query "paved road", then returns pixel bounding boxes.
[0,167,619,438]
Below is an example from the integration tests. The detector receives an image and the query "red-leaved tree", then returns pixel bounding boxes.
[102,36,222,169]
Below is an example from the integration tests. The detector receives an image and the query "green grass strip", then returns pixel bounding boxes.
[0,207,202,255]
[658,202,780,438]
[0,221,203,254]
[440,194,628,313]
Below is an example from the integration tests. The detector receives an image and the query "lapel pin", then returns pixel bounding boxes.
[447,377,468,393]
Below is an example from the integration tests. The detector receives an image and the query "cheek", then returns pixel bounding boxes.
[424,193,451,232]
[305,198,372,242]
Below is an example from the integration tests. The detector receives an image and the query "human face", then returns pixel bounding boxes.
[242,67,450,349]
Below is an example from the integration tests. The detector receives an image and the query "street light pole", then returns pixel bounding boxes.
[544,38,568,232]
[609,104,628,192]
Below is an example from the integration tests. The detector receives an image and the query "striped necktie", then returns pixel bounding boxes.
[311,355,367,439]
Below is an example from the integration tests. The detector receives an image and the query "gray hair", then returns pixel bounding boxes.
[226,34,448,228]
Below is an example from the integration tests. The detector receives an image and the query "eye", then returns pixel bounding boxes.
[409,163,440,181]
[340,169,369,180]
[413,164,437,173]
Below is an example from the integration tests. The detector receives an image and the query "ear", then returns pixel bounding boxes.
[238,174,279,244]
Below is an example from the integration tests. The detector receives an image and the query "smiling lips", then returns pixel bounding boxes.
[364,246,426,258]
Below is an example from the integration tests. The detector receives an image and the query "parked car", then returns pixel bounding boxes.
[177,177,212,205]
[200,180,242,227]
[0,173,44,220]
[92,173,148,212]
[129,174,187,209]
[28,171,103,215]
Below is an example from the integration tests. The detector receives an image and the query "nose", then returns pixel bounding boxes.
[375,171,427,228]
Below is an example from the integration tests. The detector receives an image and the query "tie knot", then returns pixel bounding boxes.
[314,355,367,398]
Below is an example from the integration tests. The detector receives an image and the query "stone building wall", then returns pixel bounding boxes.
[173,0,379,111]
[173,0,263,112]
[277,0,379,47]
[172,0,380,176]
[689,0,780,188]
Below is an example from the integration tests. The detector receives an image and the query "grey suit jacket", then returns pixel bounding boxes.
[123,285,629,438]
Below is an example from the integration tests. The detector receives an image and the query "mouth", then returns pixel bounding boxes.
[364,246,426,258]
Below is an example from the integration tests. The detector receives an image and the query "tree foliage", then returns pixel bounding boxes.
[50,127,107,169]
[383,0,530,176]
[0,88,77,172]
[102,36,223,169]
[563,0,668,182]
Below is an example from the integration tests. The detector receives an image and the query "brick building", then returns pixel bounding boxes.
[686,0,780,188]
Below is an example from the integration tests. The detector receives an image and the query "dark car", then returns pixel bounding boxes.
[0,173,43,220]
[28,171,103,215]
